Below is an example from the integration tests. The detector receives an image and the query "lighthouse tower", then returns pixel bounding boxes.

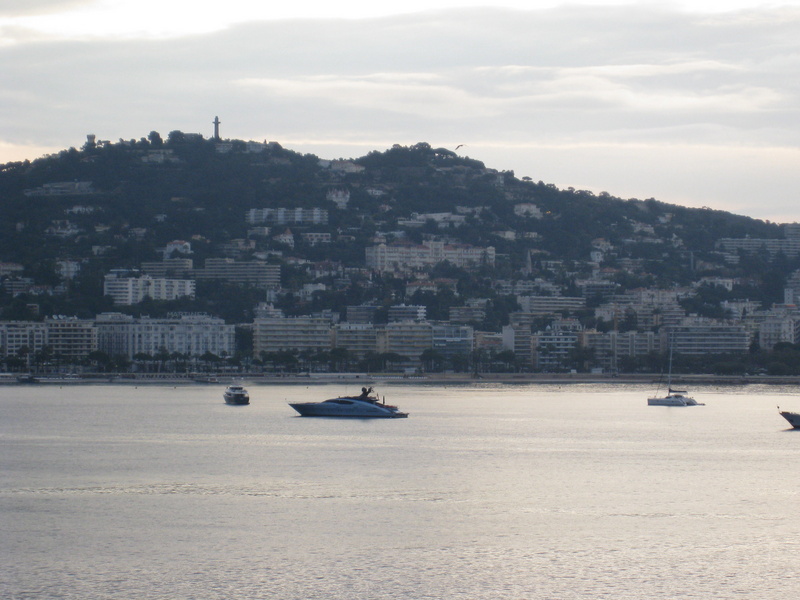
[212,116,221,140]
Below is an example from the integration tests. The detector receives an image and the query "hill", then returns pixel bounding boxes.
[0,132,793,326]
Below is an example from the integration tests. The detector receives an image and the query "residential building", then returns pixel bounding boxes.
[583,331,658,371]
[44,317,98,360]
[331,323,379,358]
[140,258,194,277]
[193,259,280,289]
[388,304,427,322]
[383,321,434,360]
[103,273,195,305]
[516,296,585,315]
[246,207,328,226]
[365,240,495,272]
[95,312,235,359]
[252,316,332,355]
[532,330,579,371]
[0,321,48,358]
[432,324,474,358]
[661,323,750,355]
[346,304,380,324]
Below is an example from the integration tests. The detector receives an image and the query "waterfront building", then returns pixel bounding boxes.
[583,331,659,372]
[661,323,750,355]
[331,323,379,358]
[0,321,48,358]
[44,317,98,361]
[383,321,434,360]
[252,316,332,355]
[432,323,474,358]
[502,324,534,367]
[95,312,234,359]
[531,330,579,371]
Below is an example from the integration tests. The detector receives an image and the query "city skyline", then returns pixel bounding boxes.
[2,1,799,222]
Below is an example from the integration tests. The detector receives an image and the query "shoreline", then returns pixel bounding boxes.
[2,372,799,386]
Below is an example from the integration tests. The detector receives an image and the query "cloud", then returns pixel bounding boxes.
[0,0,93,18]
[1,5,799,219]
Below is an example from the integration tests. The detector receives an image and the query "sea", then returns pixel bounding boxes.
[1,381,799,600]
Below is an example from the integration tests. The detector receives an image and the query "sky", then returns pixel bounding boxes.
[2,1,799,223]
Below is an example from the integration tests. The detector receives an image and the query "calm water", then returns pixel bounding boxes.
[2,382,799,599]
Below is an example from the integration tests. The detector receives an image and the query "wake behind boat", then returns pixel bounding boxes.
[289,387,408,418]
[778,407,800,428]
[223,384,250,405]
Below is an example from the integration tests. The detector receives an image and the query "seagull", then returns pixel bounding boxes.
[455,144,464,151]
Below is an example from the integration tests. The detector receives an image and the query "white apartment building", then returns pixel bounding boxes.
[661,324,750,355]
[432,324,474,358]
[383,321,434,360]
[253,316,332,355]
[300,232,332,246]
[193,259,280,289]
[516,296,586,315]
[365,241,495,272]
[95,313,235,359]
[103,274,195,305]
[388,304,427,322]
[246,207,328,226]
[758,315,800,350]
[501,324,534,366]
[326,189,350,209]
[532,330,579,371]
[583,331,658,371]
[332,323,379,358]
[44,317,98,360]
[0,321,48,357]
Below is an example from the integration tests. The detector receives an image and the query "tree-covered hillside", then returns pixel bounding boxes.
[0,133,792,324]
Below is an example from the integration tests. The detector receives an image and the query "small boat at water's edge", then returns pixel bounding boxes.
[223,384,250,405]
[778,407,800,428]
[289,387,408,418]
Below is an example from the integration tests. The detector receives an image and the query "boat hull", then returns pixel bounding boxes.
[779,411,800,428]
[648,394,703,406]
[224,395,249,405]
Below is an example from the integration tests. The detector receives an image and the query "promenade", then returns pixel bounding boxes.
[4,372,800,386]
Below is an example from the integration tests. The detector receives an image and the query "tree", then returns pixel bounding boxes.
[420,348,445,372]
[493,349,517,372]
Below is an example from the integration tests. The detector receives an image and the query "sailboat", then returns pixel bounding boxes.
[647,337,704,406]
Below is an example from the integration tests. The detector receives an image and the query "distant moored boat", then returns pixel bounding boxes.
[223,384,249,405]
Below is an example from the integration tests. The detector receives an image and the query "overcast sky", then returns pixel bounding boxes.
[2,1,799,222]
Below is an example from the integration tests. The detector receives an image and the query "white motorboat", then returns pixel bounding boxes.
[223,384,250,405]
[289,387,408,418]
[778,407,800,428]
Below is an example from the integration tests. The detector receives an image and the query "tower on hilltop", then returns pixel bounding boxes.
[213,116,221,140]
